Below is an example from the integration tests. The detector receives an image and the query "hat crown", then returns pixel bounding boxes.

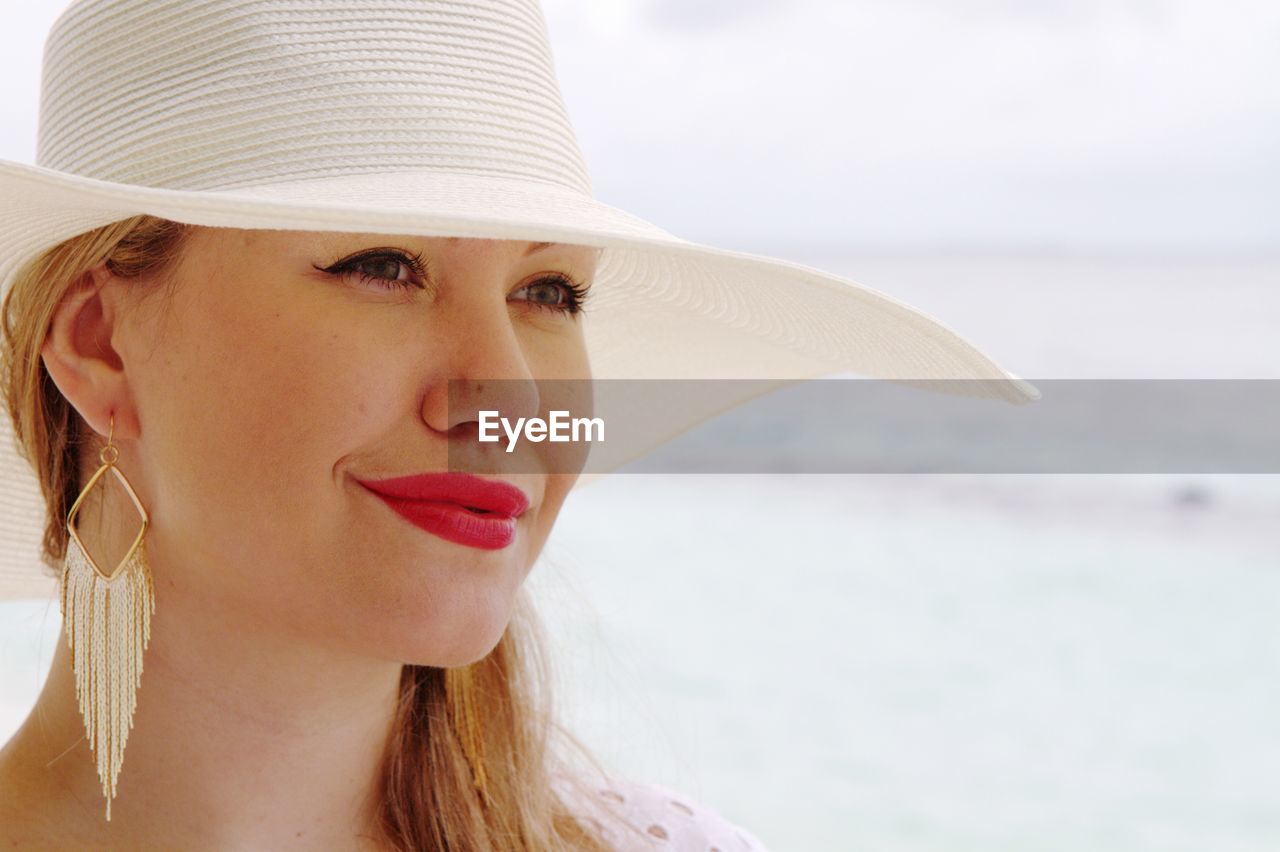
[36,0,593,196]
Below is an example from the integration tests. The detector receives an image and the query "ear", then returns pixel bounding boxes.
[40,262,137,441]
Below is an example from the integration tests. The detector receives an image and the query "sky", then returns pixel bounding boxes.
[1,0,1276,254]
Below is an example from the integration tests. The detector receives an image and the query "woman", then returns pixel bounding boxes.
[0,0,1035,848]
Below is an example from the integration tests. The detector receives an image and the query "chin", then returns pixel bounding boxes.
[441,643,502,669]
[390,597,516,668]
[409,630,507,669]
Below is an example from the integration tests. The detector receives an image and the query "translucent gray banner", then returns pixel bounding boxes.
[443,379,1280,474]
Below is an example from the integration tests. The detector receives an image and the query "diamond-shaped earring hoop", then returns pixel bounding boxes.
[60,411,155,822]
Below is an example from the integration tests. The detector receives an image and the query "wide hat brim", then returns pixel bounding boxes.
[0,158,1039,600]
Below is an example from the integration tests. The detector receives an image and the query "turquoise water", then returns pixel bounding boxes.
[536,471,1280,851]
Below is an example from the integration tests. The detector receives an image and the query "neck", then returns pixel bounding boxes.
[6,579,402,849]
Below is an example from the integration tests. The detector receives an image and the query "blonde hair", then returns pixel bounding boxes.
[0,216,629,850]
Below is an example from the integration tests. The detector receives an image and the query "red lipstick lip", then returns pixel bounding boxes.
[354,471,530,518]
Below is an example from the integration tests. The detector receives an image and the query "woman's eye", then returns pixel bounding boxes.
[513,274,591,316]
[354,257,411,285]
[315,250,427,291]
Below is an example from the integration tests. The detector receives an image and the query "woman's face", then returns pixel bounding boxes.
[100,228,598,667]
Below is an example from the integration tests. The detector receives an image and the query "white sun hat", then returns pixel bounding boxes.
[0,0,1038,600]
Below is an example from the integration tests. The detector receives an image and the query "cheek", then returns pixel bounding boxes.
[199,309,383,473]
[531,473,576,551]
[140,283,402,587]
[526,320,591,379]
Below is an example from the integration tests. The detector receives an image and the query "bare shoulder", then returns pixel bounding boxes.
[554,770,771,851]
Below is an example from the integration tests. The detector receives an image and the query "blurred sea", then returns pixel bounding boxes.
[3,252,1278,851]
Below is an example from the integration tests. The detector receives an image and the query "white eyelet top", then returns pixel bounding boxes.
[554,771,771,851]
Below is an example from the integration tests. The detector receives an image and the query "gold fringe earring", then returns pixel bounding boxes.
[60,411,155,822]
[446,664,490,804]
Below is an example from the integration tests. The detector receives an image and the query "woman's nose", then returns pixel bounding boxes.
[420,300,541,439]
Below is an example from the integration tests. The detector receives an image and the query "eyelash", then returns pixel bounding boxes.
[314,249,592,315]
